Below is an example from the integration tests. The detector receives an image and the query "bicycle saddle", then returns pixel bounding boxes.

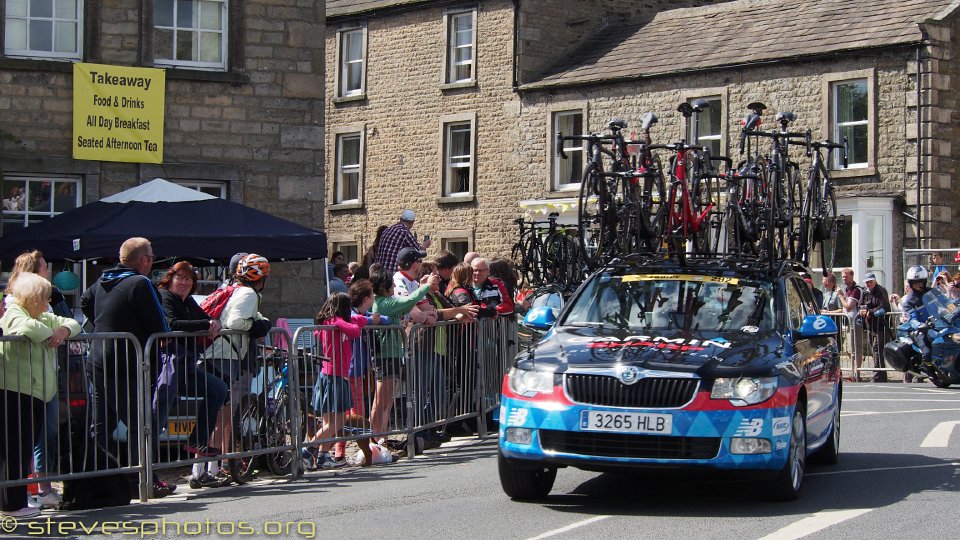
[742,113,762,131]
[775,111,796,125]
[746,102,767,115]
[691,98,711,112]
[608,118,628,131]
[676,102,694,117]
[640,112,658,130]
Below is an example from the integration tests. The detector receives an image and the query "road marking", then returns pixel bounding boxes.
[525,515,610,540]
[844,399,960,402]
[921,421,960,447]
[841,407,960,417]
[757,509,872,540]
[806,462,960,477]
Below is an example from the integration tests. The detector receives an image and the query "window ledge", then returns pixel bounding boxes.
[546,188,580,199]
[830,166,876,180]
[0,57,73,72]
[440,80,476,91]
[333,94,366,104]
[162,68,249,84]
[437,194,475,205]
[329,202,364,211]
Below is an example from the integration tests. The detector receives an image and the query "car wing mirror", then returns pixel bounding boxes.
[796,314,838,339]
[523,306,557,330]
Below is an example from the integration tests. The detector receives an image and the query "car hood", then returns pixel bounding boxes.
[518,325,786,378]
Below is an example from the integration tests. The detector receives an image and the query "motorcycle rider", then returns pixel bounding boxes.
[899,266,932,383]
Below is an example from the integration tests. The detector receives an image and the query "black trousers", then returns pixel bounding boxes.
[1,390,43,511]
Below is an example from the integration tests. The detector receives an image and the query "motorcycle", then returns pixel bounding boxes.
[884,288,960,388]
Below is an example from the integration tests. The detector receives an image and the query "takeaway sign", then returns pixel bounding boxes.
[73,62,165,164]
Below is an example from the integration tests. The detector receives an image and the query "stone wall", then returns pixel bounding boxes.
[325,0,521,258]
[0,0,326,318]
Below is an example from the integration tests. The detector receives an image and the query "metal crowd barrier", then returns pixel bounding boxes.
[824,311,902,380]
[2,318,518,498]
[0,333,148,499]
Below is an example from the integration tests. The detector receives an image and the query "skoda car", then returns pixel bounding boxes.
[498,261,841,501]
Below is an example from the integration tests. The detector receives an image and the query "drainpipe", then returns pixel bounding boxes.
[915,42,923,250]
[512,0,520,92]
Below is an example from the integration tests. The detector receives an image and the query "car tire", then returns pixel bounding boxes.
[498,451,556,500]
[810,394,840,465]
[767,403,806,502]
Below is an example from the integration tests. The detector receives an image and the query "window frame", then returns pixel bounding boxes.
[680,88,727,158]
[3,0,84,60]
[334,24,367,101]
[334,131,363,205]
[686,96,723,158]
[438,112,476,202]
[823,69,875,177]
[332,241,360,266]
[550,108,586,193]
[330,124,366,210]
[437,230,474,261]
[441,7,476,88]
[152,0,229,71]
[1,174,82,231]
[173,180,227,198]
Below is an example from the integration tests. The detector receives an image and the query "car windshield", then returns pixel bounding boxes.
[562,273,774,332]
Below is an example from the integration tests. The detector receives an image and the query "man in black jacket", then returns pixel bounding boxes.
[80,237,174,497]
[859,272,891,382]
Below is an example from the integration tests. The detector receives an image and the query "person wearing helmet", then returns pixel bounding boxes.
[202,253,272,483]
[901,266,931,322]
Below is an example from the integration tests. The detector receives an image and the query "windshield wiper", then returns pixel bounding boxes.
[566,322,604,328]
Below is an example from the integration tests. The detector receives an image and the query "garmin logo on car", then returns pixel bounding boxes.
[618,365,641,385]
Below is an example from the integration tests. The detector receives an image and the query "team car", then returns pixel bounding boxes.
[498,260,842,501]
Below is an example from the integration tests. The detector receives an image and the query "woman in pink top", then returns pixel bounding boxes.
[302,293,368,469]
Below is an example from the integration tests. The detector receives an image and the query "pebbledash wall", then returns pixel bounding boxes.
[323,0,713,262]
[0,1,326,318]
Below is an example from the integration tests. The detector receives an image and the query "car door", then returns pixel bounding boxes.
[786,276,835,440]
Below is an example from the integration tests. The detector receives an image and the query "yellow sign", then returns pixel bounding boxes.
[72,62,165,163]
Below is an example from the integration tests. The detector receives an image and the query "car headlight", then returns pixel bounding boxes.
[507,367,555,396]
[949,334,960,344]
[710,377,778,406]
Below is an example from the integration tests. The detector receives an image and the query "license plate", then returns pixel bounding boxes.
[167,420,196,436]
[580,411,672,434]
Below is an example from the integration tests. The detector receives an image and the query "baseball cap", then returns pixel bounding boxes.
[863,272,877,282]
[400,209,416,222]
[397,247,427,268]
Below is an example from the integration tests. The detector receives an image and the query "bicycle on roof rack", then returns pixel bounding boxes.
[795,135,847,276]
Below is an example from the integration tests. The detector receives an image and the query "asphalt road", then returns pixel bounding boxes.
[7,382,960,540]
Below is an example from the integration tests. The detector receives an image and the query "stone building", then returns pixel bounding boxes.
[325,0,960,287]
[0,0,326,318]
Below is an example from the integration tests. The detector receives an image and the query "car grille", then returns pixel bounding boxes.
[564,374,699,408]
[539,430,720,460]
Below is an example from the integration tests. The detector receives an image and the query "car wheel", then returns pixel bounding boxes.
[498,451,556,500]
[931,376,952,389]
[810,396,840,465]
[767,403,806,501]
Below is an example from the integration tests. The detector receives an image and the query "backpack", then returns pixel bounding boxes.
[200,284,239,320]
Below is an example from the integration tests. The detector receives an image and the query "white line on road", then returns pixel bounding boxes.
[757,509,873,540]
[841,407,960,417]
[920,421,960,447]
[844,399,960,402]
[806,462,960,477]
[524,515,610,540]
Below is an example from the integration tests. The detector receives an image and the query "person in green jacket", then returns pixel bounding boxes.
[368,269,438,436]
[1,272,80,518]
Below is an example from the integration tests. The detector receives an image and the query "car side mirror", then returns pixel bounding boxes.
[523,306,557,330]
[796,314,838,338]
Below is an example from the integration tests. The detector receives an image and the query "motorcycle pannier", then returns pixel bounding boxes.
[883,339,916,372]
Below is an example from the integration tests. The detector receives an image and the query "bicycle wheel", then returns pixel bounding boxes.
[578,162,610,269]
[813,185,838,276]
[796,167,817,267]
[689,152,720,256]
[614,177,643,258]
[786,164,804,260]
[230,394,261,484]
[524,236,545,288]
[260,390,307,476]
[637,155,667,254]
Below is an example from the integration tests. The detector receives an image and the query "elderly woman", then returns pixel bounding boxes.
[3,250,72,510]
[156,262,229,488]
[1,273,80,518]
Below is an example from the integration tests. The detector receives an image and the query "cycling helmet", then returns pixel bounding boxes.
[236,253,270,282]
[906,265,928,283]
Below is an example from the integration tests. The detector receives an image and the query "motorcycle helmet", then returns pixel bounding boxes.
[906,265,928,286]
[236,253,270,282]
